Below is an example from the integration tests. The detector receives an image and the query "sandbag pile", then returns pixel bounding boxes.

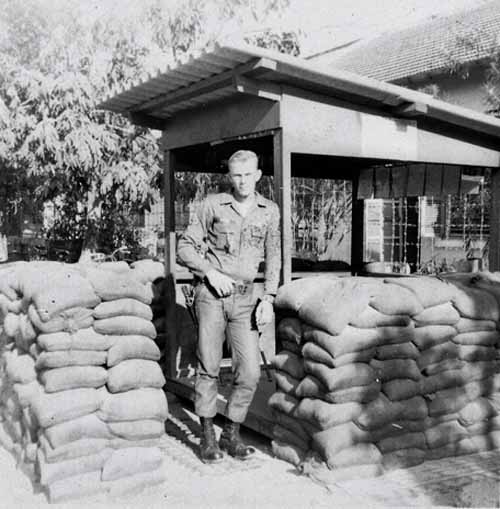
[270,273,500,479]
[0,260,169,502]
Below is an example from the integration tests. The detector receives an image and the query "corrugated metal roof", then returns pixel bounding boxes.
[98,40,500,141]
[311,0,500,83]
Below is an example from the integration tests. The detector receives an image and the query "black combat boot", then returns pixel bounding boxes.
[219,419,256,460]
[199,417,224,464]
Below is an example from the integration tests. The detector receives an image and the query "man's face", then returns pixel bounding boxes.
[228,159,261,199]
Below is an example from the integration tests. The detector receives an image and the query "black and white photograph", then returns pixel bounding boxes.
[1,0,500,506]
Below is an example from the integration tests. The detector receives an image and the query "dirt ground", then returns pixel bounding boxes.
[1,393,500,508]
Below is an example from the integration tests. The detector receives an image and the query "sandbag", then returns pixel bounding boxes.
[38,447,111,486]
[374,342,419,361]
[350,306,411,328]
[323,381,381,404]
[422,359,465,376]
[98,388,169,422]
[391,419,427,432]
[302,342,375,368]
[297,279,373,335]
[294,397,362,430]
[12,380,42,408]
[108,419,165,440]
[271,351,305,380]
[417,342,459,370]
[294,375,326,400]
[325,443,382,469]
[376,324,416,345]
[387,276,457,308]
[383,379,421,401]
[458,344,496,362]
[458,398,496,426]
[451,283,500,322]
[412,302,460,326]
[462,361,500,381]
[94,316,157,339]
[35,350,107,370]
[273,423,310,452]
[5,352,36,383]
[370,358,421,383]
[104,466,166,498]
[273,409,312,442]
[47,470,104,503]
[32,388,102,428]
[466,415,500,435]
[303,326,382,357]
[412,325,457,350]
[85,267,153,304]
[93,298,153,321]
[106,359,166,393]
[45,413,114,448]
[454,317,497,333]
[271,439,307,466]
[452,331,500,346]
[102,446,163,482]
[370,282,424,316]
[377,432,426,453]
[38,328,115,351]
[273,369,300,395]
[28,305,94,334]
[268,391,300,416]
[382,448,425,470]
[398,396,428,420]
[421,369,464,394]
[16,314,37,351]
[424,420,468,448]
[275,277,332,313]
[40,366,108,392]
[39,433,109,463]
[276,317,302,345]
[303,361,376,392]
[428,387,469,417]
[355,394,403,430]
[280,339,302,354]
[130,259,164,283]
[23,268,100,322]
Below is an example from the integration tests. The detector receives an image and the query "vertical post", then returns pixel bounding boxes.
[351,171,365,274]
[489,168,500,271]
[273,130,292,284]
[163,149,178,378]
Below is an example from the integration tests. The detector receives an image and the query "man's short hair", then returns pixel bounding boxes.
[228,150,258,170]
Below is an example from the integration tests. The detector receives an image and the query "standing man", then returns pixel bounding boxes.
[177,150,281,463]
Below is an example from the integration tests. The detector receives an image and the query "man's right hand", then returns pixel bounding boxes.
[205,269,235,297]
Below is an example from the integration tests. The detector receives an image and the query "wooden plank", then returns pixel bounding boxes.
[489,168,500,271]
[164,150,178,379]
[357,168,374,199]
[162,94,280,149]
[424,163,444,197]
[233,75,282,102]
[374,166,391,199]
[407,163,426,196]
[391,165,409,198]
[274,130,292,285]
[441,165,461,196]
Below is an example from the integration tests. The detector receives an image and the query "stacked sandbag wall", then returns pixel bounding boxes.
[270,273,500,479]
[0,260,169,502]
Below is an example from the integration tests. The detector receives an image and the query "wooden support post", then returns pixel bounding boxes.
[163,149,178,378]
[351,171,365,274]
[489,168,500,271]
[273,130,292,284]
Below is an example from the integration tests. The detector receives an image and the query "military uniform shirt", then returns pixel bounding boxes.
[177,192,281,295]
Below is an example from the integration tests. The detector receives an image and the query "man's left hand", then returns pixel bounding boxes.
[255,300,274,330]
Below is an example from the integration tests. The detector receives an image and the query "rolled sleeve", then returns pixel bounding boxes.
[177,200,214,279]
[264,203,281,295]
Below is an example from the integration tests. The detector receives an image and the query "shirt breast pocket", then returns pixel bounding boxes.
[213,219,232,251]
[249,224,266,249]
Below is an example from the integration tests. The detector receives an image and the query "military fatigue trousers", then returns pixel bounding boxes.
[194,283,261,423]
